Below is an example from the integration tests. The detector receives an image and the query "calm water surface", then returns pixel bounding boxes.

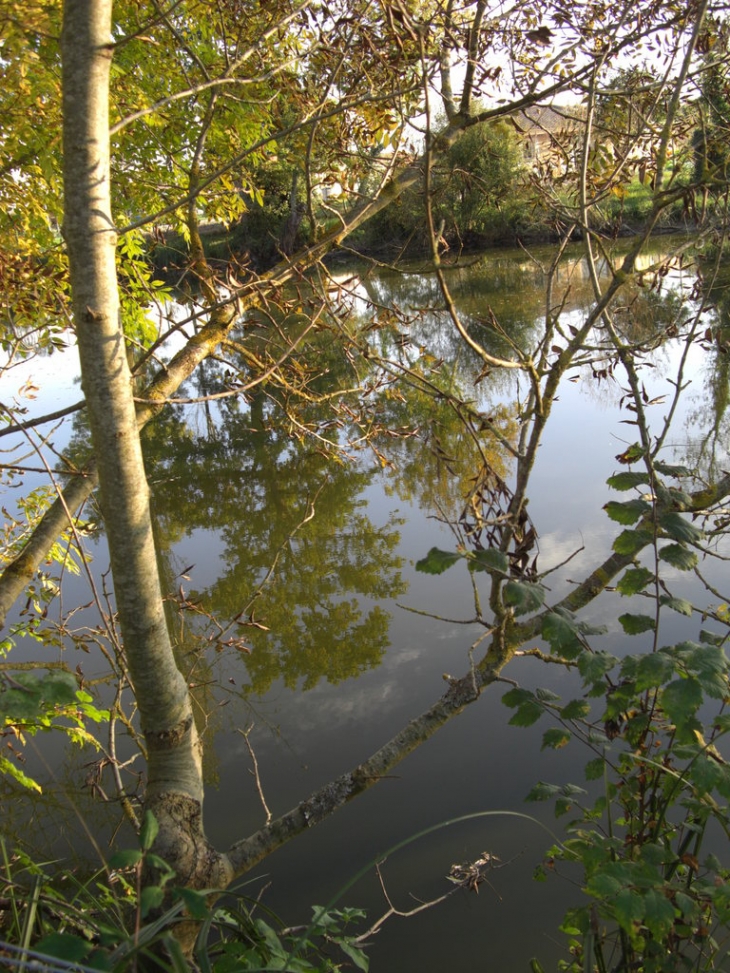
[2,239,728,971]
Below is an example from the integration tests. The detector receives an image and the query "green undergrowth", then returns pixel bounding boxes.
[0,816,369,973]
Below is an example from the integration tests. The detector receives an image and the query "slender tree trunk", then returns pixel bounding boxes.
[61,0,230,889]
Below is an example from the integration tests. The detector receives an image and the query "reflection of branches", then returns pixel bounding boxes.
[0,404,113,646]
[196,479,326,648]
[0,463,88,477]
[133,309,324,407]
[422,90,536,378]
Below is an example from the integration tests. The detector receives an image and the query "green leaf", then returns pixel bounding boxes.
[662,677,702,728]
[144,853,176,881]
[699,629,725,646]
[617,567,654,595]
[638,843,673,867]
[36,672,78,704]
[659,595,693,616]
[613,528,654,556]
[624,711,651,744]
[712,763,730,800]
[654,461,692,477]
[160,934,189,973]
[338,940,369,972]
[501,687,534,708]
[311,904,339,930]
[688,754,722,795]
[607,471,650,491]
[0,690,42,722]
[255,918,290,961]
[559,907,590,937]
[658,543,698,571]
[526,781,560,802]
[685,640,727,670]
[684,642,728,697]
[468,548,509,574]
[34,933,92,963]
[542,728,571,750]
[674,891,699,920]
[578,651,619,686]
[584,757,605,781]
[633,651,677,691]
[139,810,159,851]
[0,754,43,792]
[174,887,211,920]
[108,849,143,869]
[614,888,645,931]
[560,699,590,721]
[587,872,623,897]
[0,670,79,721]
[658,512,704,544]
[605,680,636,720]
[617,443,646,464]
[714,713,730,733]
[656,483,694,510]
[503,580,545,615]
[509,701,544,727]
[604,499,652,524]
[618,613,656,634]
[554,797,575,817]
[78,699,110,723]
[712,882,730,923]
[502,687,546,726]
[140,884,164,918]
[642,888,675,939]
[415,547,461,574]
[542,611,583,658]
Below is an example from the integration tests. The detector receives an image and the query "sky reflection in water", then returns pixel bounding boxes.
[2,238,729,971]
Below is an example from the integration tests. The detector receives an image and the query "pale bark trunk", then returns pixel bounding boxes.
[60,0,231,889]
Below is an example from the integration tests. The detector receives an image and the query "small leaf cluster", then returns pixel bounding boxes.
[606,461,702,583]
[0,670,109,792]
[416,545,548,615]
[208,904,369,973]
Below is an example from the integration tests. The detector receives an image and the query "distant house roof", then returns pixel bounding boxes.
[510,103,587,166]
[511,104,586,135]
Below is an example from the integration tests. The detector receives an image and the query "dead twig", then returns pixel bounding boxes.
[238,724,272,825]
